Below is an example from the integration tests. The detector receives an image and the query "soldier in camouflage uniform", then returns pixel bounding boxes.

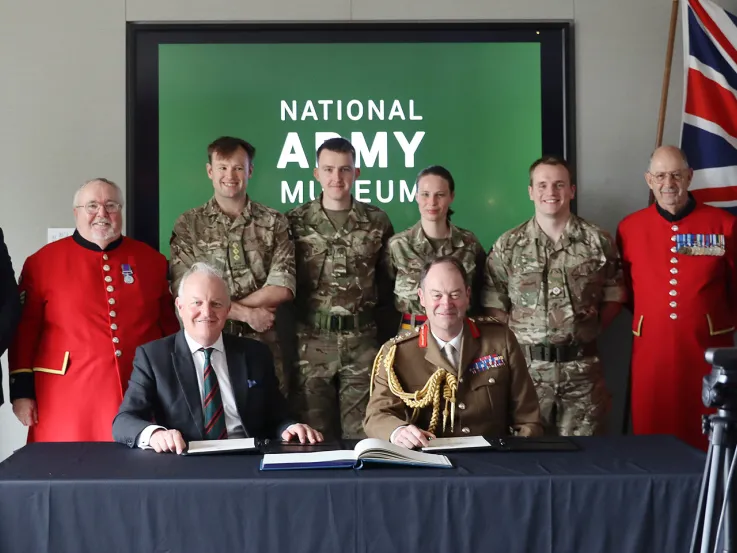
[387,165,485,331]
[170,136,296,395]
[482,156,626,436]
[287,137,394,439]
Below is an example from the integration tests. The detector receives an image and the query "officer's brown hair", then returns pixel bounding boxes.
[416,165,456,222]
[528,156,574,187]
[207,136,256,165]
[419,256,470,289]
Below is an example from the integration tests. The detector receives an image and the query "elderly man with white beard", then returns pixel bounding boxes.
[9,178,180,442]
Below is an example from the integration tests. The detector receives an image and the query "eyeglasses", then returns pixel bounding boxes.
[75,201,123,214]
[648,171,688,184]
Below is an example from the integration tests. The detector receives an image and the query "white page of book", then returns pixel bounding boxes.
[421,436,491,451]
[355,439,452,465]
[186,437,257,455]
[262,450,357,465]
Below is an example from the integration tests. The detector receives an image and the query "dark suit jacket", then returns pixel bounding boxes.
[113,331,295,447]
[0,228,21,406]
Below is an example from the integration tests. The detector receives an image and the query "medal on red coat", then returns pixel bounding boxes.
[121,263,134,284]
[675,233,725,256]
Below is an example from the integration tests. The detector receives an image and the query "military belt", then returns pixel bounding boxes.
[523,342,597,363]
[224,319,257,337]
[304,310,375,332]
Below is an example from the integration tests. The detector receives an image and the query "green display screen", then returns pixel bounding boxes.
[129,24,572,252]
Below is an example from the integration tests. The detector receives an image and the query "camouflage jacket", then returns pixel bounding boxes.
[170,197,296,300]
[387,221,485,314]
[287,196,394,315]
[482,215,626,345]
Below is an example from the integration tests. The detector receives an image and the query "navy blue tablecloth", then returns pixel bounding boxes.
[0,436,705,553]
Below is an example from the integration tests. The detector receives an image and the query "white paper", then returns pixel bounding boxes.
[421,436,491,451]
[47,227,75,244]
[185,437,257,455]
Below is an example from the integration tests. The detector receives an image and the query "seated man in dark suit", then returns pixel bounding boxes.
[0,227,21,407]
[113,262,323,454]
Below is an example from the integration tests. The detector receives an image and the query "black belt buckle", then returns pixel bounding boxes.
[554,345,566,363]
[531,344,553,362]
[329,314,343,332]
[545,345,555,363]
[529,344,570,362]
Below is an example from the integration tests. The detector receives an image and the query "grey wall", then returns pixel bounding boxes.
[2,0,732,460]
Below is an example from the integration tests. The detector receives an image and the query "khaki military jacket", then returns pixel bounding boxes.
[364,318,543,440]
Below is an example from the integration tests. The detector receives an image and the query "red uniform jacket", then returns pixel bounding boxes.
[9,233,180,442]
[617,201,737,449]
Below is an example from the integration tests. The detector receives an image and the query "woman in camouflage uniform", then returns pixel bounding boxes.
[386,166,486,332]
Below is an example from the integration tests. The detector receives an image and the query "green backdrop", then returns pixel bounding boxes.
[158,42,542,254]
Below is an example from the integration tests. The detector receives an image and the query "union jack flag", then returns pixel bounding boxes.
[681,0,737,215]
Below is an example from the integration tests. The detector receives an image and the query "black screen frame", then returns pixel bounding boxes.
[127,21,575,250]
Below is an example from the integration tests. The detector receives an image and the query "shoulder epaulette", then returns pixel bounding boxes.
[391,326,421,345]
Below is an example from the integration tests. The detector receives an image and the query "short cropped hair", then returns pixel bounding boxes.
[72,178,124,209]
[528,156,574,186]
[207,136,256,165]
[177,262,229,300]
[419,256,469,289]
[316,137,356,163]
[648,146,690,170]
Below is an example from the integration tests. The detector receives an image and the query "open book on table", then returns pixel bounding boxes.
[183,438,258,455]
[260,438,452,470]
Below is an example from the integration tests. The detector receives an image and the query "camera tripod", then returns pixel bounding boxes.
[690,409,736,553]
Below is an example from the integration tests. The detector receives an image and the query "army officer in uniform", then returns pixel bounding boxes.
[365,256,542,448]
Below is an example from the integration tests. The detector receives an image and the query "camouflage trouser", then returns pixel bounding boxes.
[224,327,288,398]
[290,323,378,440]
[527,358,611,436]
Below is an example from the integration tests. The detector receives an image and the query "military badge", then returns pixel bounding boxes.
[675,234,725,256]
[468,354,505,374]
[228,241,246,269]
[231,242,241,262]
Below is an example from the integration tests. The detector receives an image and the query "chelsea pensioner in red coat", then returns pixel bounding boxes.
[9,179,180,442]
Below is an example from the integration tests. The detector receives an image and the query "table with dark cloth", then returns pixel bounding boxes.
[0,436,705,553]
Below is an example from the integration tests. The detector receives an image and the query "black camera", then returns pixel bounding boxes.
[702,348,737,410]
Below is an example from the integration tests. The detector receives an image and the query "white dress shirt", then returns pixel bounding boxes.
[390,327,464,444]
[137,331,246,448]
[430,328,463,369]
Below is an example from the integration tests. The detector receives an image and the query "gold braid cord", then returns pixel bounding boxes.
[370,343,458,435]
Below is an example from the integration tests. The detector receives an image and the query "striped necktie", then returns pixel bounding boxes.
[201,347,228,440]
